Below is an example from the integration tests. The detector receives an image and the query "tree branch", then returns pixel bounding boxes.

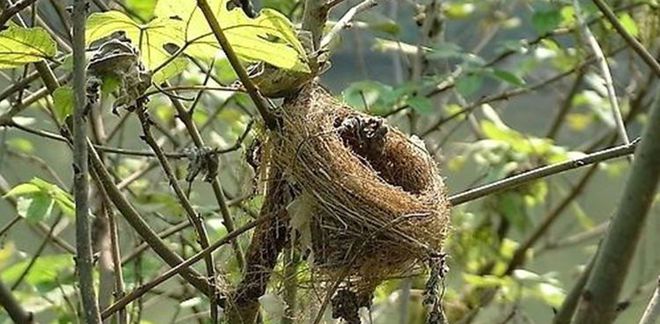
[448,139,639,206]
[0,280,33,323]
[196,0,277,130]
[573,85,660,323]
[591,0,660,76]
[319,0,379,49]
[639,276,660,324]
[0,0,36,28]
[71,0,101,321]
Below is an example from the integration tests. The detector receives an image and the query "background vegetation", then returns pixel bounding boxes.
[0,0,659,323]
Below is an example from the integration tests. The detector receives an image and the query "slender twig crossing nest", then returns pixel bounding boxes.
[270,83,451,300]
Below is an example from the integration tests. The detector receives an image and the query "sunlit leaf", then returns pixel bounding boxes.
[1,254,74,287]
[4,178,74,220]
[86,11,185,74]
[0,25,57,69]
[125,0,157,21]
[155,0,309,72]
[616,13,639,37]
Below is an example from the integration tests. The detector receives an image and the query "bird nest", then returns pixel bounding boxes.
[269,83,451,299]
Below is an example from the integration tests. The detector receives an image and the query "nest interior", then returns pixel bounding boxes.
[270,83,452,298]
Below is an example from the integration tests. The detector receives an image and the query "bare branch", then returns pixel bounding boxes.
[449,139,639,206]
[591,0,660,76]
[320,0,379,50]
[71,0,101,321]
[0,280,33,323]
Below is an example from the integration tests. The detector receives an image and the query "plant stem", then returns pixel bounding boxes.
[639,276,660,324]
[573,86,660,323]
[71,0,102,322]
[0,280,32,323]
[448,140,638,206]
[196,0,276,129]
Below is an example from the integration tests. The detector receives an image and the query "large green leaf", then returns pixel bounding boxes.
[154,0,310,72]
[0,25,57,69]
[1,254,74,287]
[86,11,186,81]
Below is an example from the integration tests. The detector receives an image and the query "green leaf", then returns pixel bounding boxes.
[358,11,400,35]
[4,178,74,220]
[617,13,639,37]
[456,74,483,97]
[7,138,34,153]
[24,194,55,223]
[0,25,57,69]
[1,254,74,287]
[4,183,41,197]
[532,9,561,35]
[125,0,157,21]
[489,69,526,86]
[86,11,185,75]
[155,0,310,73]
[152,57,188,84]
[342,80,393,115]
[52,86,74,124]
[406,96,434,115]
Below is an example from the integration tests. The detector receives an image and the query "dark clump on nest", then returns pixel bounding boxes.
[270,83,451,321]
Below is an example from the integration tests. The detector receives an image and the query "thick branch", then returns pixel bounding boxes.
[573,86,660,323]
[0,280,33,323]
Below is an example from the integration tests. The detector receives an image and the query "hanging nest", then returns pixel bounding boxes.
[270,83,451,303]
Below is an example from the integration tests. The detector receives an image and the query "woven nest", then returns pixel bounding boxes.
[270,83,451,297]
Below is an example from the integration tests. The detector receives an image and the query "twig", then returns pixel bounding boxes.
[591,0,660,76]
[553,253,597,324]
[136,108,218,322]
[574,0,629,145]
[87,141,212,294]
[319,0,379,50]
[448,139,639,206]
[0,280,33,323]
[639,276,660,324]
[0,0,36,27]
[71,0,101,322]
[573,85,660,323]
[196,0,277,129]
[100,212,285,320]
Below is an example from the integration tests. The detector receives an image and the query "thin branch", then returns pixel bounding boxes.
[639,276,660,324]
[574,0,629,145]
[591,0,660,76]
[553,253,597,324]
[573,85,660,323]
[87,141,212,294]
[196,0,277,129]
[448,139,639,206]
[100,212,285,320]
[136,108,218,322]
[0,0,36,27]
[319,0,379,50]
[71,0,101,321]
[302,0,329,49]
